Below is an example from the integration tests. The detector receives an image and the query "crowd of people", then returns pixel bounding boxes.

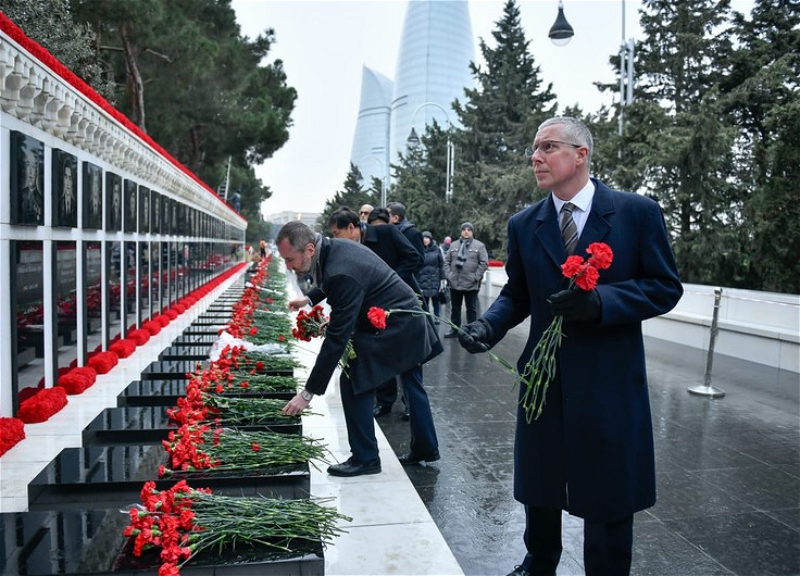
[276,116,682,576]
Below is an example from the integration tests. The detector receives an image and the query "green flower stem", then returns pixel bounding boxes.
[519,315,563,423]
[175,494,352,562]
[225,374,299,393]
[201,394,316,424]
[164,428,329,475]
[384,308,518,375]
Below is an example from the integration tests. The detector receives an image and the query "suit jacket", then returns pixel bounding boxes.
[304,238,442,396]
[482,178,683,522]
[362,223,422,290]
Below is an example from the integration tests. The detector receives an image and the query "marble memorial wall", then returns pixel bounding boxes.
[0,21,247,417]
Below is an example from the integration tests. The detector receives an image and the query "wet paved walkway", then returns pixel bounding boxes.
[377,297,800,576]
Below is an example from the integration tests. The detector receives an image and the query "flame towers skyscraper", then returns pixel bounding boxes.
[350,0,475,198]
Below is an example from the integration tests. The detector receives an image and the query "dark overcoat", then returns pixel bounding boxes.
[482,179,683,522]
[362,223,423,292]
[304,238,442,397]
[416,242,445,299]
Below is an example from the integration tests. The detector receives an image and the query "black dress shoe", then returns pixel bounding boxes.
[399,409,410,421]
[444,330,459,338]
[373,404,391,418]
[327,457,381,477]
[398,449,440,465]
[506,566,531,576]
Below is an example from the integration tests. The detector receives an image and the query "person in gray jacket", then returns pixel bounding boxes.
[443,222,489,338]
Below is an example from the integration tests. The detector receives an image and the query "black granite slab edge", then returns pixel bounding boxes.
[182,327,226,335]
[116,380,296,408]
[172,337,219,347]
[159,347,212,361]
[140,361,206,380]
[27,446,311,509]
[0,507,323,576]
[82,405,302,446]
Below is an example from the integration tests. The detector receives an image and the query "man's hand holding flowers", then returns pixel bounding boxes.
[457,318,495,354]
[547,288,601,323]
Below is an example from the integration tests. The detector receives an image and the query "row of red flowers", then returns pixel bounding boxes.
[3,264,248,448]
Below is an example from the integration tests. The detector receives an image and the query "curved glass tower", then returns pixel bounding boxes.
[350,0,475,194]
[389,0,475,170]
[350,66,394,196]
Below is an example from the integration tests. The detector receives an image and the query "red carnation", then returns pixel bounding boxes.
[17,387,68,423]
[367,307,387,330]
[128,329,151,346]
[0,417,26,457]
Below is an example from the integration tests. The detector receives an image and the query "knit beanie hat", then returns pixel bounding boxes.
[461,222,474,231]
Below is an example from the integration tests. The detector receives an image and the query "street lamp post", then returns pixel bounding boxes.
[406,102,454,202]
[359,155,387,207]
[549,0,634,135]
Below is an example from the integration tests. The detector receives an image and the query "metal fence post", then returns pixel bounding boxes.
[688,287,726,398]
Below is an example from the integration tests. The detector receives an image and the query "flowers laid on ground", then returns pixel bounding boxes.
[293,305,356,369]
[127,328,151,346]
[216,346,301,375]
[110,338,137,358]
[87,350,120,374]
[167,386,302,427]
[56,366,98,395]
[0,417,25,457]
[518,242,613,422]
[16,386,68,423]
[187,365,299,395]
[124,480,351,576]
[160,424,327,476]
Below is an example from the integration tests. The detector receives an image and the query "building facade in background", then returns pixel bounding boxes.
[350,0,476,192]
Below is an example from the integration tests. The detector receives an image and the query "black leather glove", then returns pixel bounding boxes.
[457,318,494,354]
[548,289,601,323]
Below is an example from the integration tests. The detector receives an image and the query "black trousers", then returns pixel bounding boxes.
[449,288,478,327]
[520,506,633,576]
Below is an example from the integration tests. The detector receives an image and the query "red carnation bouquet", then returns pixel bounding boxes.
[0,417,25,457]
[17,387,68,423]
[292,305,356,369]
[519,242,613,422]
[87,350,120,374]
[57,366,98,395]
[123,480,350,576]
[366,242,614,423]
[110,338,137,359]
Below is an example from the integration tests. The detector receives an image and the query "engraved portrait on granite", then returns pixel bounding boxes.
[52,149,78,227]
[83,162,103,229]
[10,132,45,226]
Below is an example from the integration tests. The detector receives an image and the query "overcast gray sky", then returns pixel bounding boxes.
[230,1,749,217]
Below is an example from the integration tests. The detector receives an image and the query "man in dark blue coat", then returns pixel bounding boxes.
[278,222,441,476]
[458,117,683,576]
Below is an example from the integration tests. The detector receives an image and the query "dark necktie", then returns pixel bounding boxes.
[560,202,578,255]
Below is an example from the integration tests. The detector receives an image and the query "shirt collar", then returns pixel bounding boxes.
[551,179,595,214]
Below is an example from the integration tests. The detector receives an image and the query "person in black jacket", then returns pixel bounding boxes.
[327,207,421,420]
[327,207,421,289]
[279,222,441,475]
[416,231,446,323]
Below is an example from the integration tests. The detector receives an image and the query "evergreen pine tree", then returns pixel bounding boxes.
[724,0,800,291]
[607,0,743,285]
[451,0,557,258]
[317,163,374,231]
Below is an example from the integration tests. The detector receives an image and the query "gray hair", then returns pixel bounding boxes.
[538,116,593,164]
[276,221,315,252]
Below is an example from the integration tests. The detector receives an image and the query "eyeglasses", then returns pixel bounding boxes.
[524,140,582,158]
[359,211,370,215]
